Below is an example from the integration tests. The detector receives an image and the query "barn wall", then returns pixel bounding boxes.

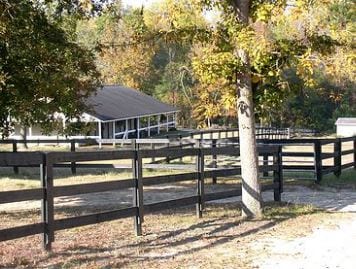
[337,125,356,137]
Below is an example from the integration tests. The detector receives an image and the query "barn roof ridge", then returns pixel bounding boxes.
[85,85,179,122]
[335,117,356,126]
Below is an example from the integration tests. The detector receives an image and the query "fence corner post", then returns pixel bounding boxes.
[334,138,341,177]
[273,146,283,202]
[166,135,170,163]
[353,137,356,170]
[263,154,269,177]
[132,140,143,236]
[212,139,217,184]
[41,153,54,251]
[70,140,76,175]
[12,140,19,174]
[196,143,204,218]
[314,140,322,183]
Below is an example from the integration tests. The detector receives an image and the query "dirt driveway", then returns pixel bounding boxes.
[1,183,355,269]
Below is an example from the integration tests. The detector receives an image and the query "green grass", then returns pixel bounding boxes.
[321,168,356,189]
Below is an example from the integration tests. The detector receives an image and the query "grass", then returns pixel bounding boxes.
[321,168,356,189]
[0,166,187,191]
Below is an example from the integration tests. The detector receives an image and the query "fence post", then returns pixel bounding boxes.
[354,137,356,170]
[70,140,76,175]
[41,153,54,251]
[314,140,322,183]
[12,140,19,174]
[166,135,170,163]
[178,135,183,162]
[263,154,269,177]
[196,142,205,218]
[334,138,342,177]
[273,146,283,202]
[151,143,155,163]
[212,139,217,184]
[132,140,143,236]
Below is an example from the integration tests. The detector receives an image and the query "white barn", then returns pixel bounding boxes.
[10,85,179,140]
[335,117,356,137]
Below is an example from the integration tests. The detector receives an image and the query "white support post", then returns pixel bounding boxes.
[166,113,169,132]
[98,121,102,148]
[148,116,151,137]
[125,119,129,139]
[157,115,160,134]
[113,121,116,146]
[137,117,140,139]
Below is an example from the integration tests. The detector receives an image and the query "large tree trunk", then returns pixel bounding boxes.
[235,0,262,219]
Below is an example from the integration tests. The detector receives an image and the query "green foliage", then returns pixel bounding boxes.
[0,0,99,138]
[73,0,355,130]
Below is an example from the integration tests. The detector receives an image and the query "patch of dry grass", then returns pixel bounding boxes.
[0,202,345,269]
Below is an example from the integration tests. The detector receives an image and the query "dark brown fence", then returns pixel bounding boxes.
[0,144,282,250]
[256,136,356,182]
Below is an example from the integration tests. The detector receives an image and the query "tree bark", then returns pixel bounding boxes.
[235,0,262,219]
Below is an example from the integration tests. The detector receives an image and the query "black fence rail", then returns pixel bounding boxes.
[1,136,355,183]
[255,136,356,182]
[165,127,318,140]
[0,145,283,251]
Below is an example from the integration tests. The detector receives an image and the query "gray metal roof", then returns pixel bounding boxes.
[86,85,179,121]
[335,117,356,126]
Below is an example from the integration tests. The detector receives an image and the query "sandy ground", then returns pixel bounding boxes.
[252,216,356,269]
[1,183,356,269]
[212,185,356,269]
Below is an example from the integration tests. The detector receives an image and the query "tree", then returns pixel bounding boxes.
[189,0,336,217]
[232,0,262,218]
[0,0,99,138]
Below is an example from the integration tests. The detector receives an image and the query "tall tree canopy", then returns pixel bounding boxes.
[0,0,100,137]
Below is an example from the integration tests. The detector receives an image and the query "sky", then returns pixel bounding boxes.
[120,0,219,23]
[121,0,156,8]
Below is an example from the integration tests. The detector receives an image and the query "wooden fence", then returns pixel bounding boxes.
[165,127,318,140]
[0,144,282,250]
[256,136,356,182]
[1,135,355,183]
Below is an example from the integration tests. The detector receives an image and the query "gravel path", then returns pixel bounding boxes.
[253,185,356,269]
[1,184,355,269]
[1,184,356,212]
[252,214,356,269]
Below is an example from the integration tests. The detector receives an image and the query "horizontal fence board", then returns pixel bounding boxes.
[143,173,197,186]
[205,168,241,178]
[257,139,318,144]
[282,165,315,170]
[320,140,338,145]
[0,188,44,204]
[259,165,278,173]
[342,149,354,156]
[54,207,136,231]
[53,179,134,197]
[48,150,135,163]
[261,182,279,191]
[205,189,242,201]
[144,196,199,213]
[257,146,280,154]
[282,152,314,157]
[322,152,337,159]
[340,137,355,142]
[139,148,198,158]
[54,163,116,169]
[202,146,239,156]
[0,223,44,241]
[322,166,337,175]
[0,152,43,166]
[341,163,354,170]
